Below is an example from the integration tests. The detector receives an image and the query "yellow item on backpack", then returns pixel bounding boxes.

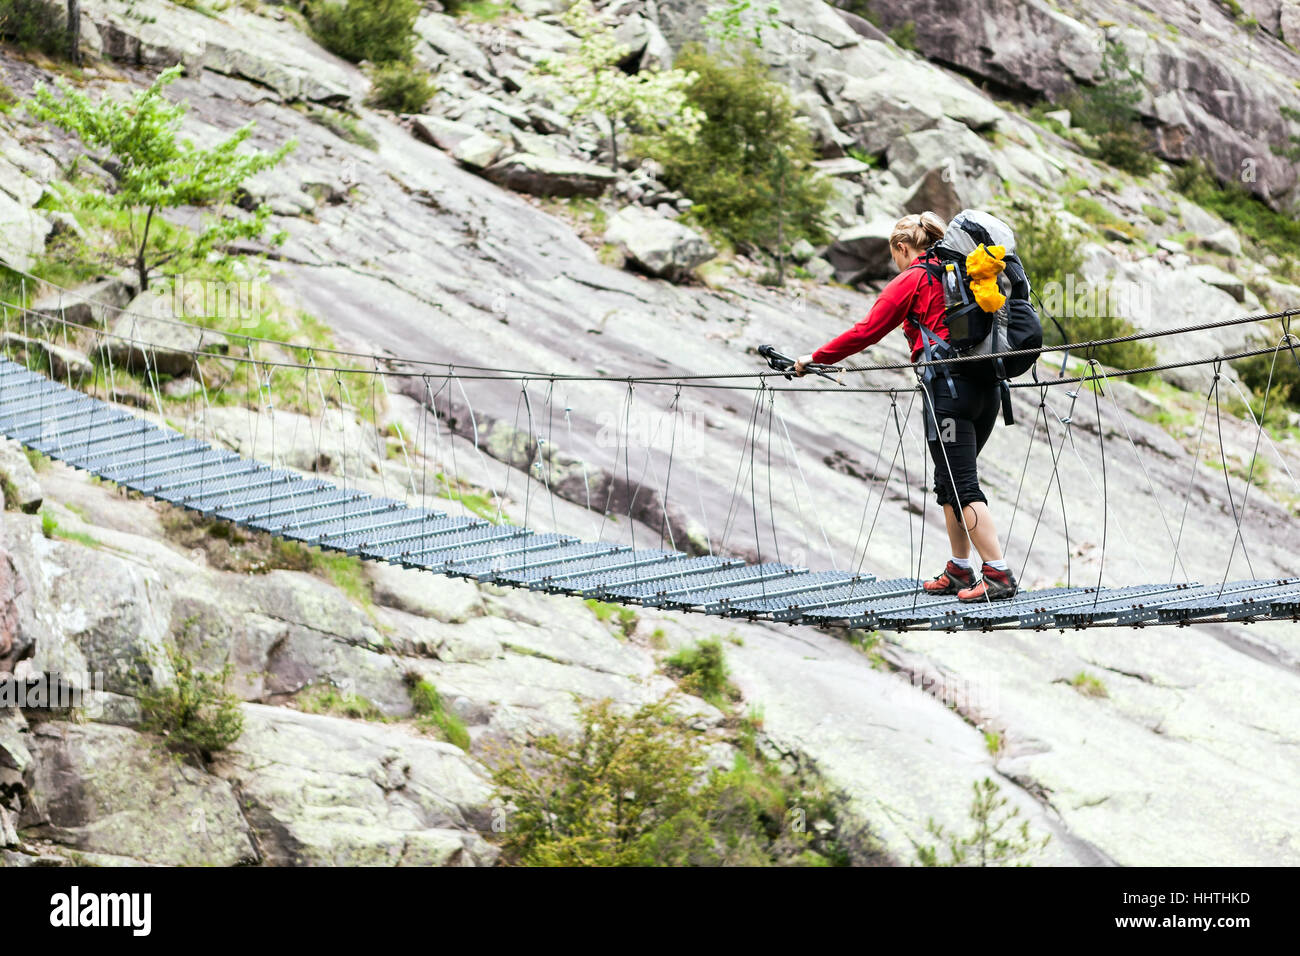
[965,243,1007,312]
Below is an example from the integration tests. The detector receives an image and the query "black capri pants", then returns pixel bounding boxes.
[922,367,1000,515]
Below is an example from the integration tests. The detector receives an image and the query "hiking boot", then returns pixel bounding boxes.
[923,561,976,596]
[958,564,1019,603]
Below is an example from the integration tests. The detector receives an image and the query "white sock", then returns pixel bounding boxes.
[987,559,1010,572]
[949,555,973,570]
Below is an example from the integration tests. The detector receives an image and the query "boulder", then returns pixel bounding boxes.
[483,153,618,198]
[1284,1,1300,45]
[811,156,871,178]
[0,192,51,273]
[452,133,510,170]
[194,403,384,478]
[104,289,207,377]
[368,562,484,624]
[27,277,136,333]
[902,166,964,222]
[43,540,173,695]
[603,206,717,280]
[790,239,816,264]
[412,115,482,154]
[514,0,568,13]
[1186,263,1247,303]
[415,12,492,74]
[1199,227,1244,258]
[823,216,899,284]
[20,721,256,865]
[0,442,44,515]
[210,704,499,866]
[0,547,27,668]
[84,0,360,104]
[886,119,999,207]
[613,13,674,69]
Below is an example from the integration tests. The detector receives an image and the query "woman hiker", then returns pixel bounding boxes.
[793,211,1018,602]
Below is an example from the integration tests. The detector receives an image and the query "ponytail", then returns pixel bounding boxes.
[890,211,947,252]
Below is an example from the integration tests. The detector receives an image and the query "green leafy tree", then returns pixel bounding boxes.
[535,0,703,170]
[26,65,294,291]
[308,0,420,64]
[641,47,832,259]
[915,777,1051,867]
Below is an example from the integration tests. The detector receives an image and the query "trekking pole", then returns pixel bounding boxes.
[757,344,844,385]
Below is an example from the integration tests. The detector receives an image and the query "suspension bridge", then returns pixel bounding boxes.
[2,273,1299,633]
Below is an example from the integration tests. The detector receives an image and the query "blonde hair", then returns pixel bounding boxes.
[890,211,946,252]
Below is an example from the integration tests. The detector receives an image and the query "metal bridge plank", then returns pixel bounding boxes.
[531,553,739,596]
[606,562,803,608]
[445,541,628,581]
[737,577,922,621]
[313,513,483,551]
[1155,578,1300,622]
[696,572,868,616]
[215,487,359,524]
[358,523,530,561]
[392,531,577,568]
[1050,582,1207,627]
[254,498,410,536]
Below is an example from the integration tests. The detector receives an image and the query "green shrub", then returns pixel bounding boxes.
[139,648,245,759]
[366,61,436,113]
[915,778,1051,866]
[1172,157,1300,261]
[664,637,738,708]
[490,696,857,866]
[297,683,384,720]
[303,105,379,150]
[1069,670,1109,698]
[888,19,918,51]
[308,0,419,64]
[1011,204,1156,379]
[1061,41,1155,176]
[407,675,471,750]
[0,0,65,55]
[639,46,832,253]
[1231,325,1300,423]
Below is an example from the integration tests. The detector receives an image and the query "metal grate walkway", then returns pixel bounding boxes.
[4,359,1297,632]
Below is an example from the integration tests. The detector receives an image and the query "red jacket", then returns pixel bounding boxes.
[812,257,948,365]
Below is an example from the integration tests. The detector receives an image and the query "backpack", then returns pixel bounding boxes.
[908,209,1044,425]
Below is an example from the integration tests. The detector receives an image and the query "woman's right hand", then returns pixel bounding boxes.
[792,354,814,377]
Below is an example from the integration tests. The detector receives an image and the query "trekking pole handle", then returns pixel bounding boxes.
[757,344,844,384]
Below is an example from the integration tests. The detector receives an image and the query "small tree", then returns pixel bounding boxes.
[915,777,1051,867]
[26,65,294,291]
[535,0,703,170]
[1064,41,1154,175]
[139,646,245,760]
[641,47,831,254]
